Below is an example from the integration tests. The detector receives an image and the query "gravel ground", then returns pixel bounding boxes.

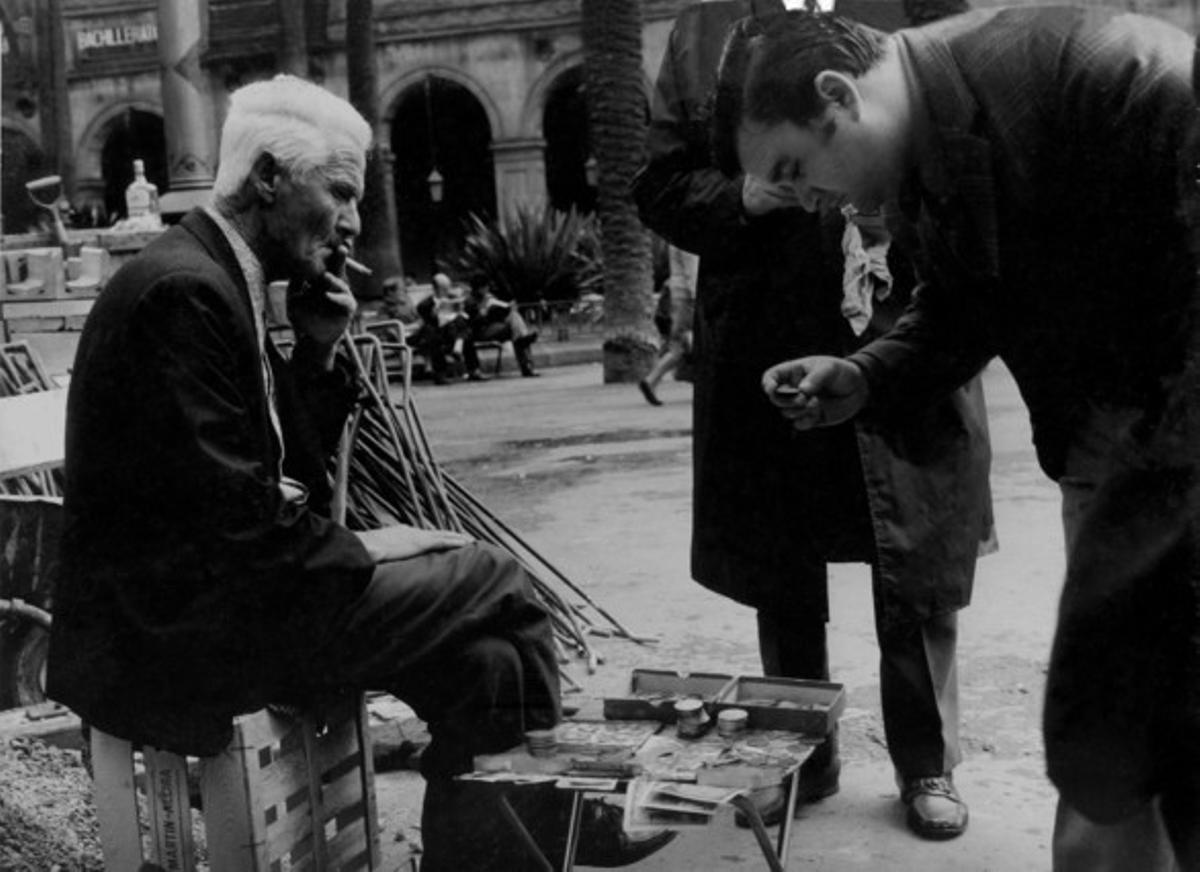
[0,737,101,871]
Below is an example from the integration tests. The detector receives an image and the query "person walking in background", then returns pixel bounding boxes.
[633,0,991,841]
[465,274,541,377]
[715,7,1200,868]
[639,244,698,405]
[379,274,419,326]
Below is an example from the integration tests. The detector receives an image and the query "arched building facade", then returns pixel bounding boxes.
[0,0,685,276]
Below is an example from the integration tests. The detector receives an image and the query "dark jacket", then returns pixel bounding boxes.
[633,0,993,621]
[841,7,1199,820]
[47,210,374,755]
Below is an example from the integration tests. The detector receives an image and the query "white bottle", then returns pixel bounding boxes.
[125,159,160,222]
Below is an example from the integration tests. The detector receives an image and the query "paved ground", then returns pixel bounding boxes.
[373,356,1065,871]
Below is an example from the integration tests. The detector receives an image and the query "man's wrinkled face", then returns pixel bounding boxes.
[737,111,881,214]
[266,155,364,282]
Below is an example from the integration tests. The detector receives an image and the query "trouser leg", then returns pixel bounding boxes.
[462,337,482,373]
[1161,730,1200,872]
[514,339,537,376]
[1053,799,1178,872]
[874,590,961,779]
[315,542,560,772]
[755,564,838,773]
[755,560,829,681]
[1051,405,1179,871]
[310,543,560,870]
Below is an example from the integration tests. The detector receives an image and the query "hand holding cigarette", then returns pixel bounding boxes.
[286,246,362,360]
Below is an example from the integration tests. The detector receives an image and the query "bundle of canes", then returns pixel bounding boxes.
[333,329,654,685]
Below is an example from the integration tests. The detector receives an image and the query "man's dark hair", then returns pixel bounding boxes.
[711,11,889,175]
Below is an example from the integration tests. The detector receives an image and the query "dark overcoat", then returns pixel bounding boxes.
[632,0,994,622]
[46,210,374,755]
[840,7,1200,821]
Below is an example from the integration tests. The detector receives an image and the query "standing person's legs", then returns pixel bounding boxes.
[1052,405,1178,872]
[460,334,487,380]
[755,561,841,797]
[872,585,966,838]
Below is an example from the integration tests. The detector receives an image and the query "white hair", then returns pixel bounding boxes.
[211,74,371,203]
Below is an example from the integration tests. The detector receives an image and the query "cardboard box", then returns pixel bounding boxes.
[714,676,845,736]
[603,668,735,722]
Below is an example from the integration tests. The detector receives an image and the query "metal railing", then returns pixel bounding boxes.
[515,298,604,342]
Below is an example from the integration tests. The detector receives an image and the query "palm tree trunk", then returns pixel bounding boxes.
[346,0,404,295]
[582,0,658,383]
[277,0,308,76]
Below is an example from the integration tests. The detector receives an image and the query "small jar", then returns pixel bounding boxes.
[525,728,558,758]
[675,698,710,739]
[716,708,748,739]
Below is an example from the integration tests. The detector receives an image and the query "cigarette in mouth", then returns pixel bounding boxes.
[344,256,372,276]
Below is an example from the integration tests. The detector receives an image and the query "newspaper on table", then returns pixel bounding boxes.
[623,777,743,831]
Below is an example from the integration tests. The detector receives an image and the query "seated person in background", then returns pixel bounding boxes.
[465,274,540,378]
[415,271,489,384]
[379,275,418,325]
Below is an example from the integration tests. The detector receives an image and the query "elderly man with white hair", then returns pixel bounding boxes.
[46,75,672,870]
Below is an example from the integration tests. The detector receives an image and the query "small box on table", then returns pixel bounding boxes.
[602,668,734,722]
[714,676,845,736]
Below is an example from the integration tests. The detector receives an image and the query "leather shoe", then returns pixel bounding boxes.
[466,369,490,382]
[638,379,662,406]
[509,790,676,868]
[901,775,968,840]
[571,798,677,867]
[735,755,841,828]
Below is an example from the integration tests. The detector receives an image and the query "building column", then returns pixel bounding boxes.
[490,138,547,219]
[156,0,217,216]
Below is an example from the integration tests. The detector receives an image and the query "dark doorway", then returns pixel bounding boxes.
[1,128,48,234]
[543,67,595,214]
[99,108,168,221]
[391,77,496,281]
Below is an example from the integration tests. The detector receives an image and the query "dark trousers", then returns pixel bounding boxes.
[303,542,560,870]
[475,319,537,375]
[757,563,961,780]
[1052,406,1198,872]
[417,319,482,376]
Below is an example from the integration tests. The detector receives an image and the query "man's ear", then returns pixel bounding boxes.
[250,152,279,205]
[814,71,861,119]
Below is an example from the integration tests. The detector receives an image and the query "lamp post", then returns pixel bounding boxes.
[427,168,444,204]
[424,77,444,203]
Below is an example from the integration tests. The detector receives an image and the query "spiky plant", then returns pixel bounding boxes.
[450,203,602,304]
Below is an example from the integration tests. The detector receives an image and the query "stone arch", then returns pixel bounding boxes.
[384,68,499,280]
[520,49,583,140]
[380,65,502,139]
[75,99,162,184]
[522,54,656,140]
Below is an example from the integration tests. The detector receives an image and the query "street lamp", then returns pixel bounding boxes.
[427,167,444,204]
[424,76,444,203]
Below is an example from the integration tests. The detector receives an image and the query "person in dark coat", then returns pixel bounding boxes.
[46,74,670,871]
[633,0,992,840]
[717,7,1200,869]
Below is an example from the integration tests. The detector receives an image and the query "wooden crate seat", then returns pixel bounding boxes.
[91,696,385,872]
